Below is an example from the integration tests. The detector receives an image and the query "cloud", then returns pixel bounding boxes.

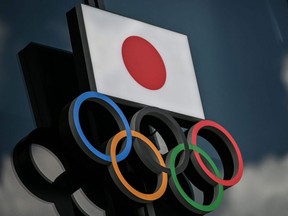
[0,146,105,216]
[0,155,56,216]
[4,145,288,216]
[210,154,288,216]
[266,0,284,44]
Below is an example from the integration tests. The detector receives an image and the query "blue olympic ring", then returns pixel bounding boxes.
[71,91,132,162]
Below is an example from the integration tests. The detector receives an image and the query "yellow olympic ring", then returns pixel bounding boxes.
[108,130,168,203]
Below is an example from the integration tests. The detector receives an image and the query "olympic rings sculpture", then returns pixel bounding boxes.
[13,91,244,215]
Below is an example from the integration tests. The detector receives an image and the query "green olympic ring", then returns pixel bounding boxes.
[169,143,224,214]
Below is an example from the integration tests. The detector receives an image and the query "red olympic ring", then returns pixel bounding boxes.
[190,120,244,187]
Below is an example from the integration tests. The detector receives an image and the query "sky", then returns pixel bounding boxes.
[1,0,288,215]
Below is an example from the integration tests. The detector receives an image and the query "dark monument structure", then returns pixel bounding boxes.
[12,1,244,215]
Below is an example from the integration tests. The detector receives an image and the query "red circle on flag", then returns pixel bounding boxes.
[122,36,166,90]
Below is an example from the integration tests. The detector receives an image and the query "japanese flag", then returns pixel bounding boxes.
[69,4,205,120]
